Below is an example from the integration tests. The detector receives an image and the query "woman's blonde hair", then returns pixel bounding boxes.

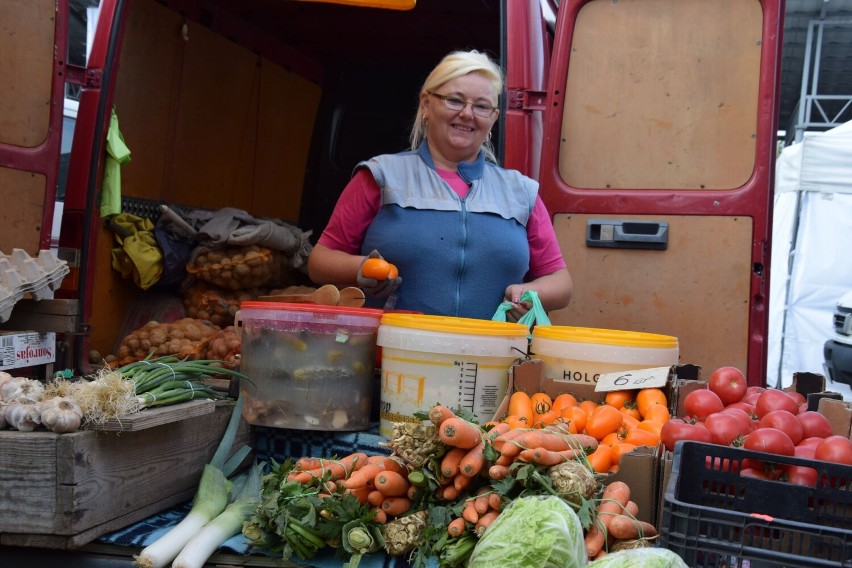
[409,50,503,163]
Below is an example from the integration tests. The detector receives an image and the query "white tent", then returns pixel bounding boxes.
[768,120,852,395]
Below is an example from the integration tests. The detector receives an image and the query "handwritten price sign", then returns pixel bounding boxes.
[594,366,672,392]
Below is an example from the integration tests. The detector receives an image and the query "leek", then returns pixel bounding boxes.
[133,395,249,568]
[172,460,265,568]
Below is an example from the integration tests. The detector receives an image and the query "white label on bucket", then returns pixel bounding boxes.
[595,366,672,392]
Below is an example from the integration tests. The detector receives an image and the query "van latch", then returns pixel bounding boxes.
[507,89,547,111]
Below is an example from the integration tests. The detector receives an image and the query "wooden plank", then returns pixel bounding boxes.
[0,299,79,334]
[84,399,215,432]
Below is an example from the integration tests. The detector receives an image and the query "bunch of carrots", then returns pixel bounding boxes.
[502,388,671,474]
[583,480,657,561]
[286,452,415,523]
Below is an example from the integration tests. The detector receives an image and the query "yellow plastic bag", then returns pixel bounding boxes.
[109,213,163,290]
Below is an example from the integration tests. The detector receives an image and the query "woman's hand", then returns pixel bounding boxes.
[357,250,402,298]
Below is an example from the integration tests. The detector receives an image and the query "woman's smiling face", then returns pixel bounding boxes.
[422,73,499,169]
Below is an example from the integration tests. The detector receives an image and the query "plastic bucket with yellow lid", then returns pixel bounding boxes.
[376,314,529,438]
[530,325,679,387]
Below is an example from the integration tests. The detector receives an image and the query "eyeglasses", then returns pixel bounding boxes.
[428,91,498,118]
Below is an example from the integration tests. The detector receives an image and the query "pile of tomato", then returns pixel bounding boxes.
[663,366,852,485]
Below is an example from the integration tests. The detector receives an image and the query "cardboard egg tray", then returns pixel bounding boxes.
[0,249,70,323]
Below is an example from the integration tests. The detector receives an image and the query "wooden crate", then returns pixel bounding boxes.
[0,400,251,549]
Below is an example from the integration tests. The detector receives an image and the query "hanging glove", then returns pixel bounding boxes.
[357,250,402,298]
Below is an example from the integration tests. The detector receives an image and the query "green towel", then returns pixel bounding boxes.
[101,107,131,218]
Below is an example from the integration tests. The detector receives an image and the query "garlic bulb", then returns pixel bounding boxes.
[0,375,25,402]
[0,377,44,404]
[5,401,41,431]
[40,397,83,433]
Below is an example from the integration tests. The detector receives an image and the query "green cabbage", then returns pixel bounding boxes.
[467,495,586,568]
[586,547,689,567]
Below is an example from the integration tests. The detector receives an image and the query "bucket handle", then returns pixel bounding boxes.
[491,290,551,333]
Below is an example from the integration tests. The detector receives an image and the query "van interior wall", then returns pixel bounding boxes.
[90,0,323,357]
[88,0,501,358]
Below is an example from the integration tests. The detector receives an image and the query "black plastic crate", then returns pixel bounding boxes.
[660,440,852,567]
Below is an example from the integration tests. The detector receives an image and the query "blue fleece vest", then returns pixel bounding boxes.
[358,144,538,319]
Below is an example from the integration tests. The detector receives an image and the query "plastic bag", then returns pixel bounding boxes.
[492,289,551,332]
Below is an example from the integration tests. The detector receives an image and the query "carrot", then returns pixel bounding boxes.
[462,500,480,524]
[453,471,472,492]
[459,440,486,477]
[374,470,410,497]
[473,488,491,515]
[342,463,383,489]
[607,516,658,540]
[488,465,511,480]
[381,497,412,517]
[492,427,527,453]
[440,484,460,501]
[294,456,324,471]
[586,481,632,557]
[292,470,321,484]
[321,480,337,494]
[488,492,503,511]
[429,404,456,425]
[439,417,483,449]
[625,500,639,517]
[518,447,581,466]
[315,452,368,481]
[368,490,386,507]
[495,452,514,467]
[345,485,371,504]
[373,508,388,525]
[474,510,500,536]
[406,484,418,500]
[584,522,607,558]
[366,455,408,476]
[440,447,467,478]
[447,517,466,538]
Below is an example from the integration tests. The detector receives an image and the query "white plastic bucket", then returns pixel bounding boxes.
[531,325,679,387]
[376,314,529,438]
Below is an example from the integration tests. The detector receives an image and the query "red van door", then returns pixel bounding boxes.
[532,0,784,384]
[0,0,68,255]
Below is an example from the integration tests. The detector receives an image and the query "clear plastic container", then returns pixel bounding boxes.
[236,302,383,431]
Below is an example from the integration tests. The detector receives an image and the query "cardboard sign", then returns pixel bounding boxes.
[595,366,672,392]
[0,331,55,370]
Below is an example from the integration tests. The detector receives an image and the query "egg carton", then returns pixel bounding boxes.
[0,249,70,323]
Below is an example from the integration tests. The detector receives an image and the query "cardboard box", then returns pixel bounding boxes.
[819,397,852,439]
[0,401,250,549]
[0,331,55,371]
[493,360,702,528]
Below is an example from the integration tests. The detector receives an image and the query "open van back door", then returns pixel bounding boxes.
[0,0,67,254]
[539,0,784,384]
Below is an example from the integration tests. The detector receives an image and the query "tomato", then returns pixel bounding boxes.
[796,411,834,440]
[619,404,642,420]
[746,386,766,396]
[610,442,637,467]
[683,389,725,420]
[643,403,671,423]
[704,412,744,446]
[740,467,770,480]
[754,389,800,418]
[720,407,756,434]
[814,435,852,465]
[604,389,635,409]
[758,409,804,445]
[584,404,624,440]
[743,392,762,406]
[707,366,747,406]
[587,444,613,473]
[660,418,713,452]
[786,391,807,406]
[785,465,818,487]
[794,444,816,459]
[636,388,667,417]
[559,405,587,433]
[743,427,795,456]
[552,393,578,414]
[726,401,756,414]
[624,427,660,448]
[798,436,825,448]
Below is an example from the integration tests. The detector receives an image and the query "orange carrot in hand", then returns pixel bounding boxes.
[439,417,483,449]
